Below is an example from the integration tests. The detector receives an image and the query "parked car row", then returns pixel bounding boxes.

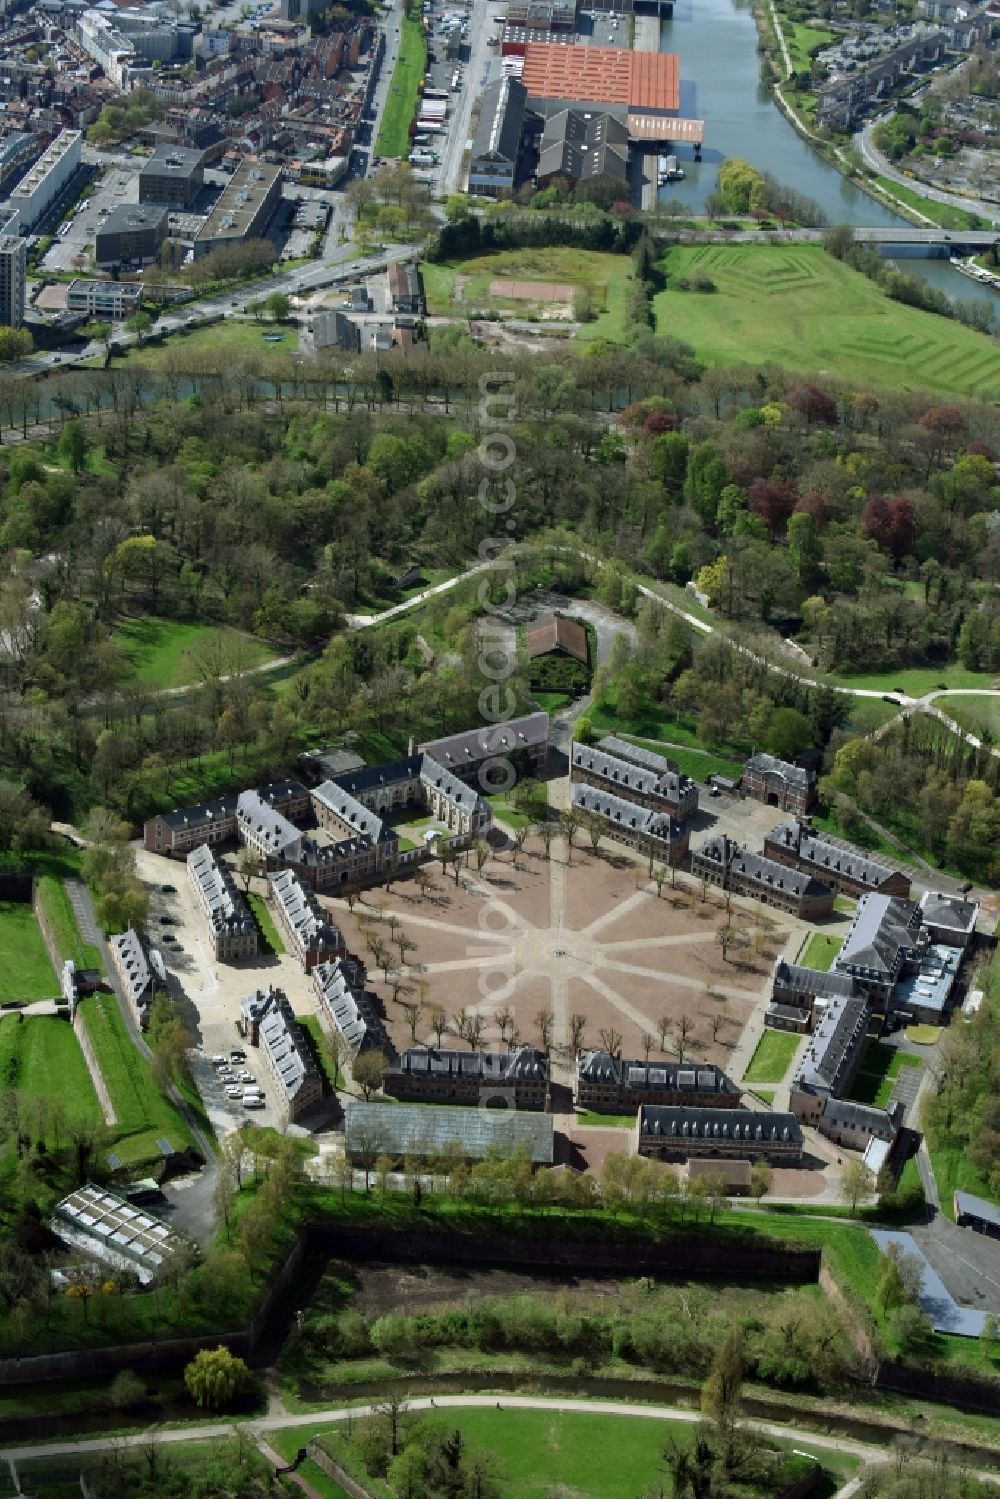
[210,1050,265,1109]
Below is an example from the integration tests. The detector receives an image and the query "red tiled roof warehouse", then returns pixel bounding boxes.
[520,42,680,114]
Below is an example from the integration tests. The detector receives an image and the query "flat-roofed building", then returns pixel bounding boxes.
[764,819,910,900]
[51,1183,196,1285]
[66,278,142,321]
[576,1052,739,1113]
[8,128,81,229]
[789,993,869,1125]
[108,927,164,1029]
[0,233,26,331]
[193,159,282,259]
[571,780,689,866]
[346,1100,555,1166]
[636,1105,803,1165]
[267,867,345,971]
[239,985,322,1121]
[385,1046,550,1109]
[187,843,258,961]
[469,76,526,198]
[742,753,816,815]
[95,203,168,269]
[573,736,698,822]
[691,834,834,918]
[139,143,204,207]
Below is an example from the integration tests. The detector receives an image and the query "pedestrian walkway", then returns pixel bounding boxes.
[65,877,101,948]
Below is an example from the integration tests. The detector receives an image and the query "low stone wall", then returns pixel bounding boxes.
[874,1360,1000,1415]
[308,1440,378,1499]
[0,1330,250,1389]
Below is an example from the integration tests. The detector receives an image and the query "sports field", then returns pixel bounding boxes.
[0,901,59,1001]
[421,248,632,339]
[114,617,277,690]
[653,245,1000,398]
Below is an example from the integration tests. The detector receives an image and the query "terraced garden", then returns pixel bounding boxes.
[653,245,1000,398]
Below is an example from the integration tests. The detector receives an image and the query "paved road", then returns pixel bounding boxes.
[856,121,1000,228]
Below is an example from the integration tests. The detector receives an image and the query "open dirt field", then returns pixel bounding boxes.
[318,832,786,1075]
[489,278,573,301]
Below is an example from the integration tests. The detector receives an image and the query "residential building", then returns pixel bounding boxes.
[193,159,282,258]
[690,834,834,918]
[267,867,345,971]
[139,143,204,207]
[0,232,26,330]
[573,737,698,822]
[419,711,549,787]
[95,203,169,269]
[239,985,322,1121]
[526,611,588,665]
[788,993,869,1124]
[312,955,394,1058]
[144,779,308,857]
[385,1046,550,1110]
[7,127,80,229]
[635,1105,804,1165]
[0,132,37,197]
[387,260,423,314]
[537,108,628,187]
[833,893,924,1003]
[187,843,258,961]
[816,1096,902,1154]
[576,1052,740,1113]
[468,75,526,197]
[954,1190,1000,1238]
[741,753,816,815]
[768,958,862,1033]
[237,789,303,865]
[321,754,491,841]
[312,308,360,353]
[571,780,689,866]
[918,890,979,950]
[763,819,910,900]
[66,279,142,321]
[51,1184,195,1284]
[345,1100,555,1166]
[107,927,163,1030]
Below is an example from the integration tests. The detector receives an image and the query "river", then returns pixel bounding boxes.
[655,0,1000,308]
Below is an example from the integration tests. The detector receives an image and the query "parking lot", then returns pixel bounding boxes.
[41,164,139,272]
[136,844,327,1140]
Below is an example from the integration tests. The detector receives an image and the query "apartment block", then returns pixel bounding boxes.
[187,843,258,961]
[267,867,345,971]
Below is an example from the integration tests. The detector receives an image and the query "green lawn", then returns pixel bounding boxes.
[248,891,285,956]
[299,1013,342,1092]
[576,1110,636,1128]
[872,174,986,232]
[845,1042,921,1108]
[0,1015,101,1136]
[78,990,196,1165]
[800,933,842,972]
[743,1029,801,1085]
[749,1087,776,1106]
[115,317,301,369]
[375,1,427,157]
[615,735,744,787]
[927,1139,999,1221]
[652,244,1000,399]
[0,901,59,1000]
[935,693,1000,740]
[824,666,997,696]
[114,617,277,691]
[35,877,103,972]
[532,690,573,712]
[421,248,634,341]
[783,18,836,69]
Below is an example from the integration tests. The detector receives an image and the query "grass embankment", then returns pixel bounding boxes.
[872,174,985,232]
[800,933,841,972]
[935,693,1000,740]
[35,876,103,972]
[78,990,196,1166]
[376,0,427,158]
[845,1042,921,1108]
[114,617,277,691]
[0,901,60,1000]
[0,1015,101,1135]
[248,891,286,956]
[421,248,633,342]
[652,244,1000,399]
[743,1030,800,1085]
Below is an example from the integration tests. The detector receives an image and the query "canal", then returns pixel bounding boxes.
[655,0,1000,307]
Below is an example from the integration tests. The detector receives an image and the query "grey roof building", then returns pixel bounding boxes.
[419,711,549,783]
[312,956,394,1058]
[772,958,861,1007]
[834,893,923,998]
[52,1184,195,1285]
[346,1100,555,1164]
[918,890,979,949]
[789,993,869,1121]
[764,819,910,900]
[574,736,698,822]
[193,159,282,259]
[691,834,834,918]
[237,790,303,864]
[742,753,816,815]
[267,867,344,971]
[818,1096,902,1150]
[538,108,628,185]
[139,143,204,207]
[469,76,527,198]
[107,928,163,1029]
[240,985,322,1121]
[955,1190,1000,1236]
[571,780,689,865]
[576,1052,739,1112]
[187,843,258,961]
[312,308,361,353]
[385,1046,550,1109]
[94,203,169,269]
[636,1105,804,1163]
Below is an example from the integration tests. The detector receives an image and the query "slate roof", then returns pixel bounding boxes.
[918,890,979,939]
[835,893,922,978]
[419,712,549,770]
[346,1101,554,1163]
[767,819,903,889]
[597,736,676,775]
[525,612,588,664]
[158,791,238,832]
[188,843,255,941]
[638,1105,802,1146]
[570,781,682,843]
[390,1046,548,1084]
[772,958,861,1002]
[237,791,301,858]
[312,957,393,1056]
[240,985,320,1104]
[744,753,813,790]
[821,1096,901,1140]
[576,740,694,803]
[471,75,527,164]
[268,868,341,955]
[312,779,393,842]
[792,994,868,1095]
[577,1051,738,1098]
[108,928,157,1014]
[538,107,629,182]
[695,835,832,899]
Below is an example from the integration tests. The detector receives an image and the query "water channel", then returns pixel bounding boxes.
[654,0,1000,308]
